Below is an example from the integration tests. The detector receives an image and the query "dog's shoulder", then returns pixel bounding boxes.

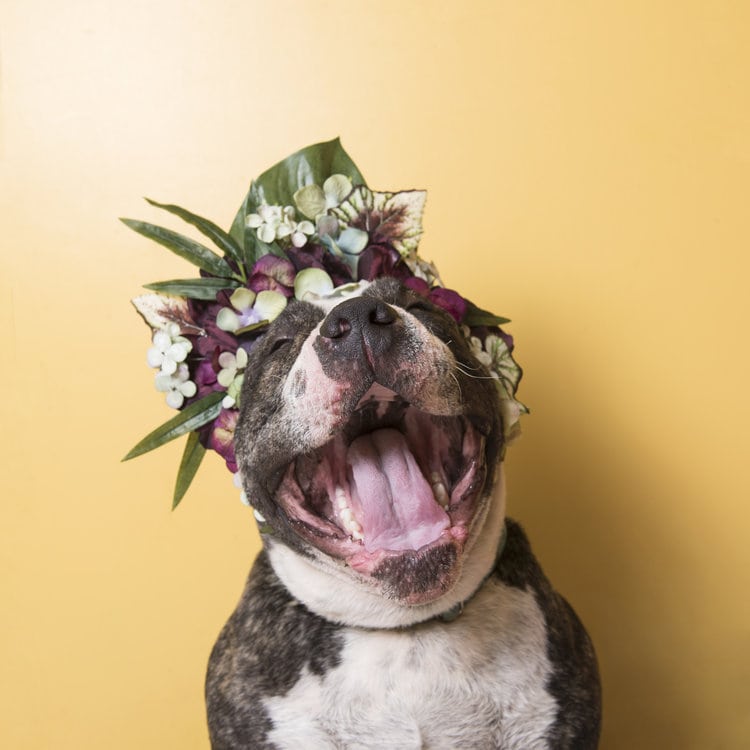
[205,550,345,749]
[496,519,602,749]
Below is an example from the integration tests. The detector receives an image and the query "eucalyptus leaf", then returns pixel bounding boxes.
[172,431,206,510]
[122,391,224,461]
[463,301,511,328]
[229,138,366,248]
[143,277,240,301]
[145,199,244,265]
[121,218,235,279]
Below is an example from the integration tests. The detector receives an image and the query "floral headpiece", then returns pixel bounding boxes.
[123,139,526,508]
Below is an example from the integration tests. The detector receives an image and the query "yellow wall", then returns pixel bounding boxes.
[2,2,748,747]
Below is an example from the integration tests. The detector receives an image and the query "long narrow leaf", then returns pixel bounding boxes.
[143,277,240,300]
[122,392,224,461]
[463,301,511,328]
[121,218,235,279]
[145,198,244,265]
[172,431,206,510]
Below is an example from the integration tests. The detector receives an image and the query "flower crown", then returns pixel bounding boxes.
[123,139,526,508]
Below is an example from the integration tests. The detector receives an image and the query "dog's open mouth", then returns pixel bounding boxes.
[276,384,487,582]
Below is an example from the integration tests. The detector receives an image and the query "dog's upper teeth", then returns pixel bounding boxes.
[335,485,364,541]
[430,472,450,509]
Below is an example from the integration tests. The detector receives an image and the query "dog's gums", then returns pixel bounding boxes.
[276,385,486,579]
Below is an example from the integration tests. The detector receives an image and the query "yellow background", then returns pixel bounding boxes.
[2,2,748,748]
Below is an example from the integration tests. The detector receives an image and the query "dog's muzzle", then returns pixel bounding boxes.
[268,295,496,603]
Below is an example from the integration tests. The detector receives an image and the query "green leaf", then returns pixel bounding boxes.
[172,431,206,510]
[143,277,241,300]
[145,199,245,265]
[229,138,367,248]
[463,301,511,328]
[234,320,269,336]
[122,391,224,461]
[121,218,235,279]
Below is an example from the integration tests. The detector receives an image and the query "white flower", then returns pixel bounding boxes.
[217,347,248,409]
[245,203,314,247]
[217,348,248,388]
[154,363,197,409]
[147,323,192,375]
[246,203,282,243]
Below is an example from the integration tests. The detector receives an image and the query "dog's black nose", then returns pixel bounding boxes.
[319,296,399,357]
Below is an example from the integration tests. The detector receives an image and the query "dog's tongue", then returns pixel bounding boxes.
[347,428,449,553]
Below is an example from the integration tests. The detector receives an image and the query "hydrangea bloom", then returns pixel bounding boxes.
[155,363,197,409]
[246,204,314,247]
[147,323,192,375]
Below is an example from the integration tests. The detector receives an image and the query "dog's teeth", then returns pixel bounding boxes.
[335,487,348,508]
[429,472,449,508]
[334,485,363,542]
[432,480,449,509]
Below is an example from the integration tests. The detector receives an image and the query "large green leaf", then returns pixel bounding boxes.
[122,391,224,461]
[229,138,367,249]
[172,431,206,510]
[121,218,235,279]
[143,277,240,300]
[145,198,245,266]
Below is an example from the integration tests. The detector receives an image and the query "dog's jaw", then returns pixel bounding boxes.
[266,466,507,628]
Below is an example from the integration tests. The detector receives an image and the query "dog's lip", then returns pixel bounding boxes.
[274,387,487,576]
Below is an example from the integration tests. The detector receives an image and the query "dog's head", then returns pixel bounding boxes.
[234,277,507,626]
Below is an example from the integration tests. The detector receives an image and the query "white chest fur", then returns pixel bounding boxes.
[261,579,557,750]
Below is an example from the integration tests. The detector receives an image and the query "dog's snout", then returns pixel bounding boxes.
[319,297,399,356]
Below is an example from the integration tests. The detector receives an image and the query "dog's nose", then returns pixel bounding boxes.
[319,296,399,358]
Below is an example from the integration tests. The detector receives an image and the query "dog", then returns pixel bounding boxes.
[205,277,602,749]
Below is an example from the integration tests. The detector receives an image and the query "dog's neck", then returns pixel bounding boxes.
[265,465,507,629]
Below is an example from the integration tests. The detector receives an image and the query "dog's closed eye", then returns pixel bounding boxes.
[405,300,435,314]
[267,336,294,354]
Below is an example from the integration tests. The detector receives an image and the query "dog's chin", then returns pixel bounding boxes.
[273,386,491,606]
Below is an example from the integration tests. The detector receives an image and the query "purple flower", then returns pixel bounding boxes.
[357,243,413,282]
[187,295,238,357]
[248,255,296,298]
[206,408,239,473]
[403,278,468,323]
[427,287,467,323]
